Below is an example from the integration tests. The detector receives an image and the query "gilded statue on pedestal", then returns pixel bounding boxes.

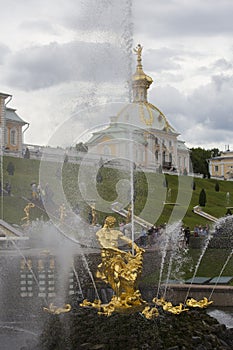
[81,216,146,315]
[21,202,35,226]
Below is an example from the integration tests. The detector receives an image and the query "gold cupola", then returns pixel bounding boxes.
[132,44,153,103]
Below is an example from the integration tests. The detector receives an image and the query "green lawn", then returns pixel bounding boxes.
[1,155,233,230]
[142,248,233,286]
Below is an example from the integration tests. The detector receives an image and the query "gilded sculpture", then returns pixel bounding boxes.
[186,297,213,308]
[43,303,71,315]
[21,202,35,225]
[80,215,213,318]
[81,216,146,315]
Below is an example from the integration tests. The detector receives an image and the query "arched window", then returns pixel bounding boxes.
[10,128,17,146]
[155,150,158,160]
[103,145,111,156]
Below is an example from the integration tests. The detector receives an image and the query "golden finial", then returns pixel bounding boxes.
[133,44,143,66]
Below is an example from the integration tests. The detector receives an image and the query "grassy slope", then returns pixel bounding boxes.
[142,248,233,286]
[1,156,233,228]
[1,156,47,224]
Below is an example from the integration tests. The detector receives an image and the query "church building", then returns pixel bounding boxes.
[86,45,190,174]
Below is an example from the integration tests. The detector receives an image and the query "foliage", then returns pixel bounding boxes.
[64,154,69,163]
[6,161,15,175]
[75,142,88,152]
[24,147,30,159]
[199,188,207,206]
[163,177,168,188]
[190,147,220,176]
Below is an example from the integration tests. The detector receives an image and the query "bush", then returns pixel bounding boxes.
[215,182,220,192]
[24,147,30,159]
[199,188,206,207]
[6,161,15,175]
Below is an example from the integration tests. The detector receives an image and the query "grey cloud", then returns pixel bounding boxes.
[0,43,10,64]
[187,74,233,131]
[4,41,131,90]
[143,48,181,71]
[134,0,233,38]
[148,73,233,145]
[213,58,233,70]
[197,58,233,75]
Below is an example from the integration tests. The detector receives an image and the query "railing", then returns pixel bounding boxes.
[193,205,218,223]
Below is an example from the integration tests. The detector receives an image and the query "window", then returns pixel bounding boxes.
[10,128,17,146]
[169,153,172,163]
[215,165,219,172]
[162,151,166,164]
[103,145,111,156]
[155,150,158,161]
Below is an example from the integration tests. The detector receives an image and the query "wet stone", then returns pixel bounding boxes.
[192,336,202,345]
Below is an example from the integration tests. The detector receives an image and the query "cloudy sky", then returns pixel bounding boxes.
[0,0,232,150]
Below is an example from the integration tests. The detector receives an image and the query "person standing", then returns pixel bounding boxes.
[5,182,11,196]
[184,226,190,246]
[139,227,147,247]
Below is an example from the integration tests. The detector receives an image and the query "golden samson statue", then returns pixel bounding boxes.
[81,216,146,315]
[81,216,213,318]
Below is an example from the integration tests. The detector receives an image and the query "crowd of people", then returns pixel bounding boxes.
[119,221,211,250]
[136,224,166,248]
[193,224,210,237]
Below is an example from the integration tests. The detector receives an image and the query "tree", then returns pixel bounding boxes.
[64,154,69,163]
[215,182,220,192]
[163,177,168,188]
[98,157,104,168]
[76,142,88,152]
[6,161,15,175]
[190,147,220,176]
[192,181,196,190]
[24,147,30,159]
[199,188,207,207]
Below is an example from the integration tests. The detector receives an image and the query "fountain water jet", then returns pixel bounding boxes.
[184,231,213,302]
[209,248,233,300]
